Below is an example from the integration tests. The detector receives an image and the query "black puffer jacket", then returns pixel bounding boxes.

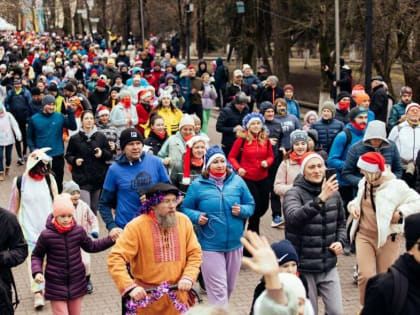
[310,118,344,153]
[216,102,250,148]
[370,84,388,123]
[283,175,346,273]
[0,207,28,314]
[65,129,112,191]
[144,130,168,155]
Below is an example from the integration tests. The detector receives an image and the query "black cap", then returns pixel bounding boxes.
[31,87,41,96]
[404,213,420,250]
[145,183,179,199]
[119,128,144,150]
[48,82,58,91]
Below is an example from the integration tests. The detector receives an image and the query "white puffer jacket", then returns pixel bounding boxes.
[388,121,420,163]
[348,171,420,248]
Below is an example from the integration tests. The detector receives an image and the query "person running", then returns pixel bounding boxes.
[348,152,420,307]
[283,152,346,314]
[0,102,22,181]
[144,113,169,155]
[8,148,58,309]
[228,113,274,235]
[65,110,112,213]
[31,193,114,315]
[200,72,217,134]
[108,183,202,315]
[182,146,254,306]
[109,89,139,136]
[283,84,300,120]
[274,130,309,207]
[274,98,301,153]
[151,90,183,136]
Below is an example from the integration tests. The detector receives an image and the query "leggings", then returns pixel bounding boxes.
[244,177,270,234]
[15,119,27,159]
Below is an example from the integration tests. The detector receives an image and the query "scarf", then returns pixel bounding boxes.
[153,130,166,140]
[191,157,204,167]
[350,121,367,131]
[28,171,45,181]
[53,218,75,234]
[122,97,131,109]
[209,170,226,190]
[183,135,194,142]
[289,151,304,164]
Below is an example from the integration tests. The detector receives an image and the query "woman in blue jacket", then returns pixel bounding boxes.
[181,145,254,306]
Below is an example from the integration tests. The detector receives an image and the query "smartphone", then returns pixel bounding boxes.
[325,168,336,180]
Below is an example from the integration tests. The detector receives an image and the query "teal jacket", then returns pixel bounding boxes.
[388,100,407,131]
[181,172,254,252]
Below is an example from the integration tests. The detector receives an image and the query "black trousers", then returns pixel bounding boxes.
[245,177,270,234]
[268,152,284,219]
[52,155,65,193]
[188,103,203,125]
[15,119,27,159]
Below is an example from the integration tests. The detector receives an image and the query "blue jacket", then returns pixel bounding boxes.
[327,123,366,186]
[5,88,32,121]
[27,109,77,156]
[99,152,170,230]
[342,140,403,187]
[311,118,345,153]
[181,173,254,252]
[285,98,301,120]
[388,100,407,131]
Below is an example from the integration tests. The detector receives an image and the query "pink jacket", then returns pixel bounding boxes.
[273,159,301,198]
[74,199,99,235]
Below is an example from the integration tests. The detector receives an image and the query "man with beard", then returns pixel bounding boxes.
[388,86,413,131]
[8,148,58,310]
[107,183,202,315]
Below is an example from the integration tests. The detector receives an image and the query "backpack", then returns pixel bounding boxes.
[343,128,352,152]
[390,266,408,315]
[16,174,54,201]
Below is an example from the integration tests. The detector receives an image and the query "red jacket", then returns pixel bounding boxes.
[228,136,274,181]
[135,103,150,136]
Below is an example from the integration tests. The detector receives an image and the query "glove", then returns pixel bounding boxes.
[91,232,99,239]
[406,162,415,175]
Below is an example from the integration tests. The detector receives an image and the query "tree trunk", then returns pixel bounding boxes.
[241,0,257,68]
[62,0,73,35]
[177,0,186,59]
[272,0,290,83]
[400,28,420,101]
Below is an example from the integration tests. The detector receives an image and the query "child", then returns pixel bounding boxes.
[303,111,318,131]
[249,239,309,315]
[31,193,114,315]
[191,114,207,136]
[200,72,217,134]
[283,84,301,119]
[63,181,99,294]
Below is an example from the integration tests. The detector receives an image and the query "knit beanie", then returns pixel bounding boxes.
[118,89,131,100]
[290,130,308,147]
[182,135,209,185]
[48,82,58,92]
[283,84,294,92]
[63,180,80,194]
[405,103,420,114]
[97,105,110,117]
[351,84,365,98]
[300,152,324,174]
[271,240,299,265]
[205,145,226,169]
[179,114,195,130]
[96,79,106,88]
[42,94,56,106]
[52,193,74,217]
[120,128,144,150]
[404,213,420,250]
[259,101,275,115]
[355,92,370,105]
[349,106,368,121]
[306,129,319,143]
[159,90,172,102]
[336,91,351,103]
[320,101,336,117]
[242,112,265,130]
[357,152,385,173]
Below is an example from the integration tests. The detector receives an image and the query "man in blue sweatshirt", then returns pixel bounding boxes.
[98,128,170,241]
[27,94,77,192]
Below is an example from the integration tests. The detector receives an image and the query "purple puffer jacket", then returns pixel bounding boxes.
[31,214,114,301]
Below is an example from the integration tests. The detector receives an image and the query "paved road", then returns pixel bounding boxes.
[0,111,391,314]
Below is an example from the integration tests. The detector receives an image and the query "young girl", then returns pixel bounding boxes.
[144,113,168,155]
[302,110,318,131]
[151,91,183,136]
[200,72,217,134]
[32,193,114,315]
[63,181,99,294]
[0,102,22,181]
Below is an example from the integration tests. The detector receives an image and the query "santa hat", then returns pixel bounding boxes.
[97,105,110,117]
[357,152,385,173]
[138,90,152,102]
[299,152,324,174]
[405,103,420,114]
[351,84,365,98]
[182,135,209,185]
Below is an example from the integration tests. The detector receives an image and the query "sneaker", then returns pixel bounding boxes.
[34,292,45,310]
[353,264,358,285]
[271,216,284,228]
[87,279,93,294]
[17,158,24,166]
